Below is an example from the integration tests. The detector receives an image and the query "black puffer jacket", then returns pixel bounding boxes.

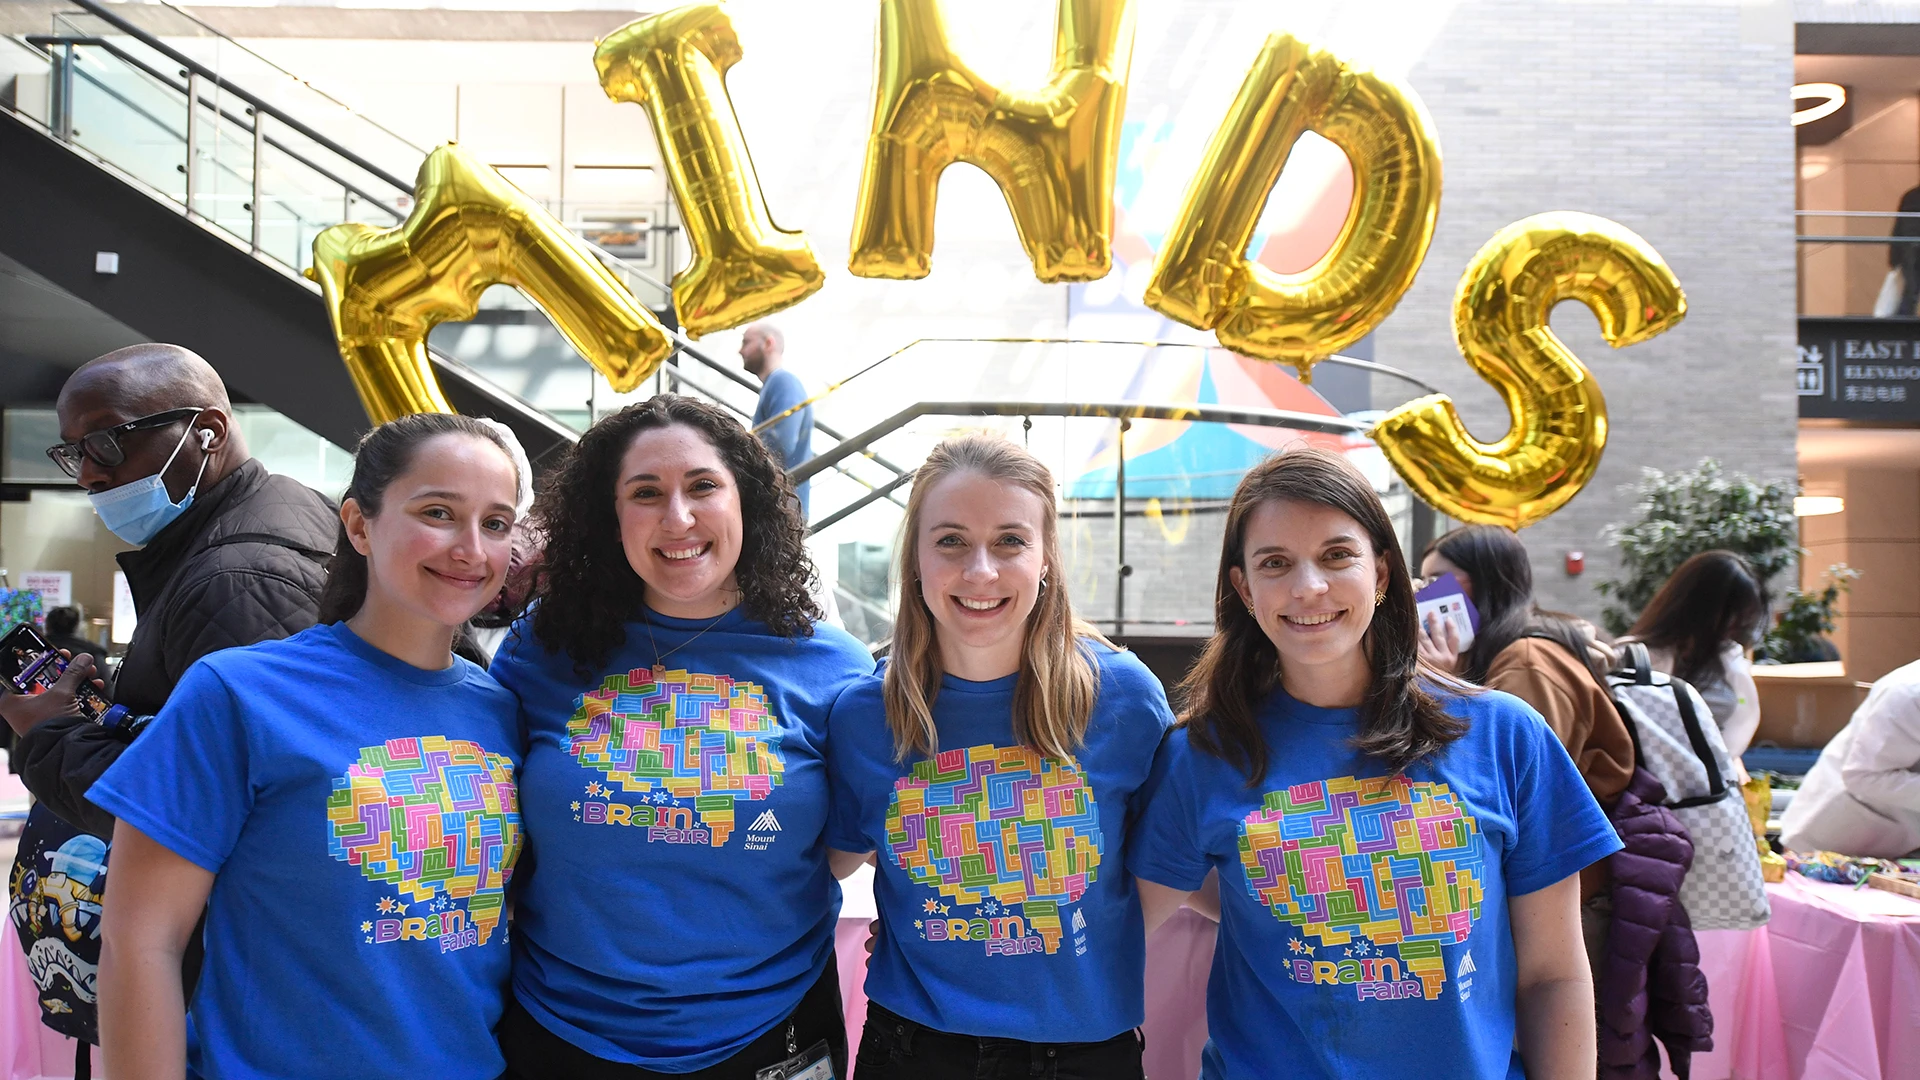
[14,459,334,836]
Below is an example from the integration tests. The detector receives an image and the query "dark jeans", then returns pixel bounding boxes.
[853,1002,1144,1080]
[501,952,847,1080]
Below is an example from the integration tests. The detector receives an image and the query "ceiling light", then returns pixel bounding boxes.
[1795,496,1844,516]
[1793,83,1847,127]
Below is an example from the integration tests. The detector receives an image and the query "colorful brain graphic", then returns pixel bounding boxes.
[325,736,521,944]
[885,744,1103,954]
[1239,775,1483,1000]
[566,666,784,846]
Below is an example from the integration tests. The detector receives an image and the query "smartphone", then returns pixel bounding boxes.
[1414,572,1480,652]
[0,622,123,725]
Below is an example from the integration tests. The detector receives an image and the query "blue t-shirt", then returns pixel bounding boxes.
[491,606,873,1071]
[826,642,1175,1042]
[87,622,523,1080]
[1127,685,1621,1080]
[752,368,814,518]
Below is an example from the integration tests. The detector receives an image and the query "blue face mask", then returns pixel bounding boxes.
[89,421,210,546]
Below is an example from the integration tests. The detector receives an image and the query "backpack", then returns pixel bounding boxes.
[9,804,107,1043]
[1608,643,1770,930]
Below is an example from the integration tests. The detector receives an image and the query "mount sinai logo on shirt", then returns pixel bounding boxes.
[750,810,782,832]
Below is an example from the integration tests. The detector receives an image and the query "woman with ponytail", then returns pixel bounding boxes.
[1127,448,1621,1080]
[824,432,1176,1078]
[93,414,529,1080]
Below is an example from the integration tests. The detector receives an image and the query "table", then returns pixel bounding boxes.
[1678,874,1920,1080]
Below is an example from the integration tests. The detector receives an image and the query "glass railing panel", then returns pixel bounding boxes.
[1797,211,1920,318]
[61,43,187,203]
[251,114,406,273]
[48,3,426,185]
[189,80,258,245]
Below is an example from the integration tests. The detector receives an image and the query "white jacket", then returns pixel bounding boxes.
[1781,659,1920,859]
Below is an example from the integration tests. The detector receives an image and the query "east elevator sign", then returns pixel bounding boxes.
[1798,318,1920,421]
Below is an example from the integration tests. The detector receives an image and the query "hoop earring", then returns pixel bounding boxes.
[1038,573,1049,594]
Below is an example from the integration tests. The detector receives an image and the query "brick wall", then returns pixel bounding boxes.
[1373,0,1801,620]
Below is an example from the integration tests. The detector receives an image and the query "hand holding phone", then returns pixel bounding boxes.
[0,623,121,736]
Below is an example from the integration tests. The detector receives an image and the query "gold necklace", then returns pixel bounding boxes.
[643,603,734,668]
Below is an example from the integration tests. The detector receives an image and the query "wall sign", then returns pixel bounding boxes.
[1799,318,1920,421]
[21,570,70,608]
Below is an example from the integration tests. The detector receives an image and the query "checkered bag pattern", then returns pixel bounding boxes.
[1610,647,1771,931]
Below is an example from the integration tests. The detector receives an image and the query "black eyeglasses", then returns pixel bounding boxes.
[45,407,205,479]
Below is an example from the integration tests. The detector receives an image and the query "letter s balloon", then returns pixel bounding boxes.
[1369,212,1686,529]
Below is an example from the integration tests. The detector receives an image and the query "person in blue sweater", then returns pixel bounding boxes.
[741,322,814,519]
[491,394,873,1080]
[826,432,1177,1078]
[92,413,530,1080]
[1128,448,1622,1080]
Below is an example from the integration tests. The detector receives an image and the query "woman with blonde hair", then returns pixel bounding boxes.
[826,432,1176,1078]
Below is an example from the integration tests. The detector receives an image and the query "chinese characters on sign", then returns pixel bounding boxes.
[1797,319,1920,420]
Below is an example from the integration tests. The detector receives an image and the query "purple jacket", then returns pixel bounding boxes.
[1599,767,1714,1079]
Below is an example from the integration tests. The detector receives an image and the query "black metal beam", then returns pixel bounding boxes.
[0,109,575,464]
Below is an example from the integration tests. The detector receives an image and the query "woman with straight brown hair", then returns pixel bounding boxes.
[1128,447,1620,1080]
[825,432,1176,1078]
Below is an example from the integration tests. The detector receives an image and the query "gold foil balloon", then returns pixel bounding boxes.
[1744,775,1788,883]
[311,143,672,425]
[1370,212,1687,529]
[596,5,825,338]
[849,0,1135,282]
[1144,33,1441,382]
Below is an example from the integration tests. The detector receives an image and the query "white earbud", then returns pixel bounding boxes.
[198,428,214,450]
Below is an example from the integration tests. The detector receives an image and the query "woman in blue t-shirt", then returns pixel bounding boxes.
[825,432,1176,1079]
[1127,448,1622,1080]
[94,413,530,1080]
[490,395,873,1080]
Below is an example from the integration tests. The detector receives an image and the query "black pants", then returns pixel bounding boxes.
[501,953,847,1080]
[853,1002,1144,1080]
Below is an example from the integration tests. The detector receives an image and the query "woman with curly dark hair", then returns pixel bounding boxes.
[490,395,874,1080]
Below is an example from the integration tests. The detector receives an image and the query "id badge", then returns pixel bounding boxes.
[754,1039,834,1080]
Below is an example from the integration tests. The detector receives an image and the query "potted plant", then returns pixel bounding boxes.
[1595,459,1798,635]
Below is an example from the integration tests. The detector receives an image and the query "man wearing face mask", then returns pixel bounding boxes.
[2,343,335,836]
[4,346,335,1070]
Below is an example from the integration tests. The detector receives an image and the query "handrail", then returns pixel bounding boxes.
[51,0,414,193]
[1797,236,1920,244]
[658,358,910,509]
[583,252,920,483]
[27,35,403,220]
[790,400,1366,485]
[119,0,429,156]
